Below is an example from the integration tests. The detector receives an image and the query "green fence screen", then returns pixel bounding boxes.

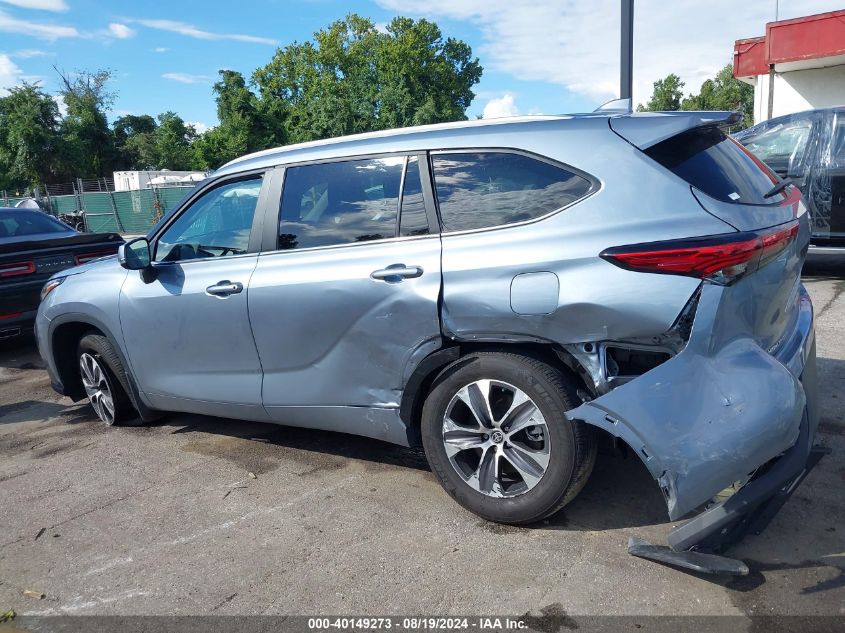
[46,186,195,234]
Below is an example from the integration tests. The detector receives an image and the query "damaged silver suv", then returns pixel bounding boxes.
[36,110,819,553]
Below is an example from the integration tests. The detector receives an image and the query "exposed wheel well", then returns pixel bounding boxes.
[402,341,591,447]
[51,321,102,401]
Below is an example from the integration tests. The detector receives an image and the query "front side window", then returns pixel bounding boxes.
[279,157,403,250]
[155,176,262,262]
[432,152,592,232]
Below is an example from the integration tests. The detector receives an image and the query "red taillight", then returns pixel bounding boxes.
[600,221,799,285]
[0,261,36,278]
[74,250,114,265]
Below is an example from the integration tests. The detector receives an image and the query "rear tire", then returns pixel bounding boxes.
[76,333,135,426]
[421,352,596,524]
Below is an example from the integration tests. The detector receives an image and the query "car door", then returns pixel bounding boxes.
[248,154,442,444]
[119,171,275,419]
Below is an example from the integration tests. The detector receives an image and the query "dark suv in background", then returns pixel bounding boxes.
[734,106,845,255]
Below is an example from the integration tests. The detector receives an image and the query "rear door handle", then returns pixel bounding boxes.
[206,280,243,297]
[370,264,424,283]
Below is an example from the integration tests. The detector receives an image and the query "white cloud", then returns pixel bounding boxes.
[0,52,22,93]
[53,94,67,117]
[188,121,210,134]
[107,22,134,39]
[128,18,278,46]
[375,0,839,106]
[0,8,78,40]
[153,47,170,53]
[482,93,519,118]
[0,0,68,11]
[162,72,212,85]
[13,48,48,58]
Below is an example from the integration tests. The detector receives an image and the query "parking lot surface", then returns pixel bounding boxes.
[1,265,844,618]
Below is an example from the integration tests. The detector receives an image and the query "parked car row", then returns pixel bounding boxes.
[734,106,845,255]
[34,110,819,557]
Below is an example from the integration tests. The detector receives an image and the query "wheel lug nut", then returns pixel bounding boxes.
[483,434,489,440]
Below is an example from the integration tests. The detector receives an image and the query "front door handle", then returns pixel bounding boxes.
[370,264,424,283]
[206,280,243,297]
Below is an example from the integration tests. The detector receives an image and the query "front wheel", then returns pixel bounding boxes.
[421,352,596,524]
[77,333,135,426]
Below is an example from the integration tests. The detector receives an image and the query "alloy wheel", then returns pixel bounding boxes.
[442,379,551,498]
[79,352,116,425]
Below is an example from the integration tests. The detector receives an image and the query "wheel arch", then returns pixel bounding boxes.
[400,340,593,447]
[49,314,159,421]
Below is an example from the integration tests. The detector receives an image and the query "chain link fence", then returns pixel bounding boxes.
[2,181,195,235]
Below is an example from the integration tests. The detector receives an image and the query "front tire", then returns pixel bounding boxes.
[421,352,596,524]
[77,333,134,426]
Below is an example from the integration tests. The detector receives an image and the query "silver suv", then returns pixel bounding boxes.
[36,111,818,549]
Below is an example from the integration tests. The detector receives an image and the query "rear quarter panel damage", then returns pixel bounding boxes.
[566,281,810,521]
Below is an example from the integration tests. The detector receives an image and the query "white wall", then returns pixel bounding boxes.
[753,65,845,123]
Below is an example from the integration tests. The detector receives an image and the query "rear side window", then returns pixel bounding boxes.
[646,126,782,204]
[279,157,403,250]
[431,152,592,232]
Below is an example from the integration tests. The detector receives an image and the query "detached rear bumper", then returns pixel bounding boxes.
[567,282,818,547]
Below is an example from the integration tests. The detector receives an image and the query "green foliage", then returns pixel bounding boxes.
[252,13,482,143]
[637,73,684,112]
[57,69,117,179]
[113,114,158,169]
[0,83,61,189]
[154,112,197,171]
[681,64,754,129]
[0,13,482,190]
[638,64,754,130]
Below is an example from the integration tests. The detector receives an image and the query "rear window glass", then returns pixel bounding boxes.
[645,126,783,204]
[0,210,74,238]
[432,152,593,232]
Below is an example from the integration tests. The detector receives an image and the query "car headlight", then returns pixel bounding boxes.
[40,277,66,301]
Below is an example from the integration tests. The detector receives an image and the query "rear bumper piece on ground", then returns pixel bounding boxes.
[567,281,819,556]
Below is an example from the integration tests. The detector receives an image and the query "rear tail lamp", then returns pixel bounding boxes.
[0,261,36,278]
[74,250,116,265]
[600,221,799,285]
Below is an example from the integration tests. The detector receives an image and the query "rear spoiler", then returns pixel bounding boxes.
[0,232,124,256]
[609,111,741,150]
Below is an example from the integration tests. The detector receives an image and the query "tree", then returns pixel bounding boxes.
[0,83,61,190]
[153,111,196,170]
[682,64,754,129]
[637,73,684,112]
[113,114,158,170]
[56,68,117,178]
[252,13,482,144]
[193,70,274,169]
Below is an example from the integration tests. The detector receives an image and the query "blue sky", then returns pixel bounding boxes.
[0,0,839,131]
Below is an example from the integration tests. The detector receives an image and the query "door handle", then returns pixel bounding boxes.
[370,264,424,283]
[206,280,243,297]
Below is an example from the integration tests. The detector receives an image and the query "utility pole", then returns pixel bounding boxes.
[620,0,634,101]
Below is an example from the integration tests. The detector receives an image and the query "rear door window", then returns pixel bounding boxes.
[646,126,783,204]
[431,152,593,232]
[279,157,403,250]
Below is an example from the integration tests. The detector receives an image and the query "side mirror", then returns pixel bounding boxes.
[118,238,151,270]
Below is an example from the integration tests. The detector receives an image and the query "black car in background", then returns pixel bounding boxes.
[734,107,845,255]
[0,208,123,340]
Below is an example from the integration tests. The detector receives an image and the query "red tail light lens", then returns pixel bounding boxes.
[600,221,799,285]
[74,250,115,265]
[0,261,36,278]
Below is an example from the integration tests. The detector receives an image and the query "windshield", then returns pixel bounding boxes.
[0,210,75,238]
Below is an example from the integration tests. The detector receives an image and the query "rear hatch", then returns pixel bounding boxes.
[609,112,810,353]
